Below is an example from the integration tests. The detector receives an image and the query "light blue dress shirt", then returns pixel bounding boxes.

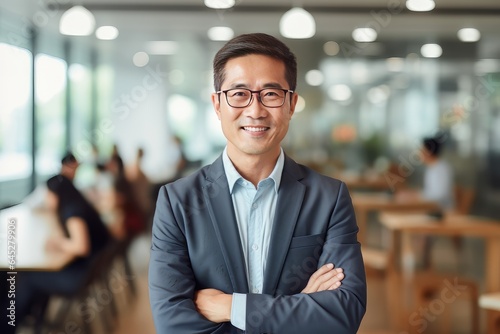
[423,159,455,210]
[222,148,284,331]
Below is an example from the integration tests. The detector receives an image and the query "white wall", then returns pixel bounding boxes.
[110,59,180,183]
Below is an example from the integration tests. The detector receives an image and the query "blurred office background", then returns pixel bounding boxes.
[1,0,500,333]
[2,0,500,209]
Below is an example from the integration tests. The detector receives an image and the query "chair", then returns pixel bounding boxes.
[410,185,480,334]
[361,246,388,277]
[479,292,500,333]
[39,241,120,334]
[408,271,479,334]
[454,185,476,215]
[110,237,137,299]
[449,185,476,267]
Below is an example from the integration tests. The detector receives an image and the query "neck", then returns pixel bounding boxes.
[427,156,439,165]
[227,147,280,187]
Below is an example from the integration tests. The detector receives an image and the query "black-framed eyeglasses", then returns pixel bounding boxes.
[217,88,294,108]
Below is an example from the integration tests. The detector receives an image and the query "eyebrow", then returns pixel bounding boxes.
[229,82,286,89]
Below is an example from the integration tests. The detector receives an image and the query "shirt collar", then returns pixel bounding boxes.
[222,147,284,194]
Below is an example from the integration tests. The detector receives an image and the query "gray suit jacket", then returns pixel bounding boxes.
[149,154,366,334]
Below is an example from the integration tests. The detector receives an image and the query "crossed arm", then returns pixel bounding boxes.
[150,181,366,334]
[194,263,345,323]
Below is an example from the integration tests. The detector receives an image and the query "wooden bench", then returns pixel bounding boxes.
[479,292,500,332]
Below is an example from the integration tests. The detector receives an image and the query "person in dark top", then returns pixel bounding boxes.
[1,174,111,334]
[107,151,147,239]
[45,174,111,258]
[60,151,80,182]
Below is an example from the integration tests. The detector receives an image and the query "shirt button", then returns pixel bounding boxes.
[253,288,260,293]
[252,204,258,209]
[252,244,259,251]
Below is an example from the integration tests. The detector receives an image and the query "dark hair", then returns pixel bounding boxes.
[213,33,297,92]
[46,175,96,222]
[113,154,125,175]
[47,175,81,201]
[61,151,78,165]
[422,136,443,157]
[47,174,111,253]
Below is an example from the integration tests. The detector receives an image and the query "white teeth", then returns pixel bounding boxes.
[245,127,266,132]
[244,127,267,132]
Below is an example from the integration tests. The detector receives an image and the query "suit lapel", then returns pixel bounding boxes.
[203,156,249,293]
[263,156,305,294]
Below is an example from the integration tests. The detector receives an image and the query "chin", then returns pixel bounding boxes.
[241,149,266,156]
[241,145,276,156]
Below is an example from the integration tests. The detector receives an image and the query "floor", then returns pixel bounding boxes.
[33,229,487,334]
[111,236,155,334]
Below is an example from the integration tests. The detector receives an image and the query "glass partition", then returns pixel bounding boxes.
[34,53,67,177]
[0,43,32,182]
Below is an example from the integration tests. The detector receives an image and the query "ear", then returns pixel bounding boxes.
[211,93,221,120]
[288,92,299,119]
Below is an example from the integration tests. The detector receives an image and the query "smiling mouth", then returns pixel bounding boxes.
[242,126,270,132]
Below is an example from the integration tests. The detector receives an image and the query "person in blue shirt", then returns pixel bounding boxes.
[149,33,366,334]
[421,136,455,211]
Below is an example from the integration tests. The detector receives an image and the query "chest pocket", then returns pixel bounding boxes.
[289,233,324,249]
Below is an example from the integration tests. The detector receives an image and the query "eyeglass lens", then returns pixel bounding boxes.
[225,88,288,107]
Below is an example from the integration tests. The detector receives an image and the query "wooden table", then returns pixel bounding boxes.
[378,212,500,333]
[0,204,73,271]
[351,192,440,245]
[340,174,392,192]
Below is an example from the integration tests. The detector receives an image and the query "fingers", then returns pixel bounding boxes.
[320,269,344,291]
[314,268,344,292]
[310,263,335,280]
[301,264,345,294]
[302,264,334,293]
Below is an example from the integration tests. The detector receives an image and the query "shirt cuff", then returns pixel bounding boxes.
[230,293,246,331]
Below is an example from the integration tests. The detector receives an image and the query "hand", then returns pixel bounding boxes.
[194,288,232,323]
[301,263,344,294]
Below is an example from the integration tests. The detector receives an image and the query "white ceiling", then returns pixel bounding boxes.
[1,0,500,61]
[3,1,500,39]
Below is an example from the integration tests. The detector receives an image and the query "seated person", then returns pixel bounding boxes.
[397,135,456,269]
[126,147,153,226]
[1,174,112,334]
[396,135,455,212]
[420,136,455,211]
[60,151,80,182]
[23,152,80,209]
[107,153,146,240]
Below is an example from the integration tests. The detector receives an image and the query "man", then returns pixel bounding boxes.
[60,151,80,181]
[421,136,455,210]
[395,135,455,211]
[23,151,80,208]
[149,33,366,334]
[419,135,456,268]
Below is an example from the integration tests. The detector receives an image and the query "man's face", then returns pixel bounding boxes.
[419,147,433,164]
[212,54,297,161]
[61,162,79,180]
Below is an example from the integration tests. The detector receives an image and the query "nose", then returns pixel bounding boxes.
[244,93,267,118]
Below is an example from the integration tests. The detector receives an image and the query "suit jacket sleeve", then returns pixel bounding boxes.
[149,186,231,334]
[245,182,366,334]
